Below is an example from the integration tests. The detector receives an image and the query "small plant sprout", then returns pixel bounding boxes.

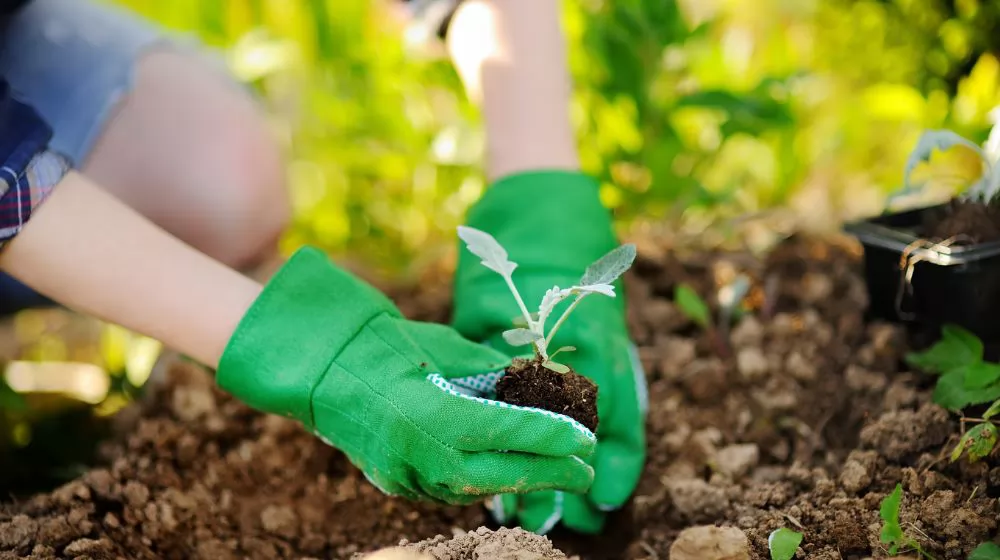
[891,129,1000,205]
[880,483,935,559]
[969,542,1000,560]
[457,226,636,373]
[767,527,803,560]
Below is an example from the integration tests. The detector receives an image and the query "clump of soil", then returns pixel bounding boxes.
[1,234,998,559]
[494,358,599,433]
[386,527,572,560]
[925,198,1000,243]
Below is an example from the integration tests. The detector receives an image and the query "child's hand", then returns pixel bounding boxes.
[217,247,597,504]
[452,171,647,534]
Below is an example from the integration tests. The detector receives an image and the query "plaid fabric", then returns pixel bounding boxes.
[0,78,66,250]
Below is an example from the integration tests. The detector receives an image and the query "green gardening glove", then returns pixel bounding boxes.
[216,246,597,504]
[452,171,648,534]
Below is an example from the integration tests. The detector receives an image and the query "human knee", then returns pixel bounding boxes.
[201,113,291,270]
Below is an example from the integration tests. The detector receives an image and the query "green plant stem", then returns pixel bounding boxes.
[503,275,536,332]
[545,294,587,349]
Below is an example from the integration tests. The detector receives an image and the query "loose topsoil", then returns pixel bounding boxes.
[2,235,999,559]
[495,358,599,433]
[924,198,1000,243]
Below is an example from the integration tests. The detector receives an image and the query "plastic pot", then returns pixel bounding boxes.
[844,202,1000,354]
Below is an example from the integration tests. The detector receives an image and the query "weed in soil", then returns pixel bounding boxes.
[494,357,599,433]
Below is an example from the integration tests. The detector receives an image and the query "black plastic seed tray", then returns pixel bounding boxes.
[844,203,1000,345]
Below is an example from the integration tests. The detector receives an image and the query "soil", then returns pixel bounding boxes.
[924,198,1000,243]
[494,358,599,433]
[2,234,999,560]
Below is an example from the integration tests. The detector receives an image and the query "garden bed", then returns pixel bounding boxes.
[1,235,998,559]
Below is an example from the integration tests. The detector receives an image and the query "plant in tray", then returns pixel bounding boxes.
[457,226,636,433]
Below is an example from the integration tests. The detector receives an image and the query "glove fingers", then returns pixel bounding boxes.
[562,493,606,534]
[427,374,596,459]
[492,491,564,535]
[403,321,511,376]
[589,439,645,510]
[454,452,593,497]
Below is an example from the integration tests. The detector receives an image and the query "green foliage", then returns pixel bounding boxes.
[969,543,1000,560]
[907,325,1000,410]
[907,325,1000,463]
[906,324,983,374]
[950,423,998,462]
[880,483,935,559]
[675,284,711,329]
[768,527,803,560]
[108,0,1000,273]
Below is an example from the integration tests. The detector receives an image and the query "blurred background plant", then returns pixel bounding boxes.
[3,0,1000,493]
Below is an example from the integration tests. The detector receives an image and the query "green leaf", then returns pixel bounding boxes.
[906,324,983,374]
[879,483,904,546]
[542,360,570,374]
[579,244,637,287]
[502,328,542,347]
[969,542,1000,560]
[768,528,803,560]
[933,371,1000,411]
[983,399,1000,420]
[902,130,988,193]
[964,362,1000,390]
[675,284,711,328]
[952,423,998,463]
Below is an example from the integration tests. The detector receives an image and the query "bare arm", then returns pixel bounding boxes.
[0,171,261,368]
[446,0,579,180]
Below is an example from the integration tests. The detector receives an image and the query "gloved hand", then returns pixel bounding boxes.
[216,246,597,504]
[452,170,647,534]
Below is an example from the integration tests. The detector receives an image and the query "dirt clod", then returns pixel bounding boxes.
[669,526,749,560]
[393,527,570,560]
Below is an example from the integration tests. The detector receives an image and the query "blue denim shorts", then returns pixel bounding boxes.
[0,0,209,314]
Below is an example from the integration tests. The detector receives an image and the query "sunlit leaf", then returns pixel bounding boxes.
[902,130,987,193]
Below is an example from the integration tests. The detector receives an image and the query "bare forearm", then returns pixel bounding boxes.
[447,0,579,180]
[0,171,261,367]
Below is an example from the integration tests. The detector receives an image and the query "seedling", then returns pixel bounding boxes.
[906,324,1000,462]
[767,527,803,560]
[457,226,636,432]
[674,276,750,357]
[892,129,1000,204]
[879,483,935,559]
[457,225,636,373]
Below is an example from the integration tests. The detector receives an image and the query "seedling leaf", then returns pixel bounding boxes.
[675,284,711,328]
[933,371,1000,411]
[572,284,616,297]
[964,362,1000,390]
[952,423,998,463]
[984,399,1000,420]
[503,328,542,347]
[768,527,803,560]
[580,244,636,287]
[538,287,573,327]
[879,483,904,548]
[457,226,517,278]
[549,346,577,360]
[969,542,1000,560]
[906,324,983,374]
[903,130,987,192]
[543,360,570,374]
